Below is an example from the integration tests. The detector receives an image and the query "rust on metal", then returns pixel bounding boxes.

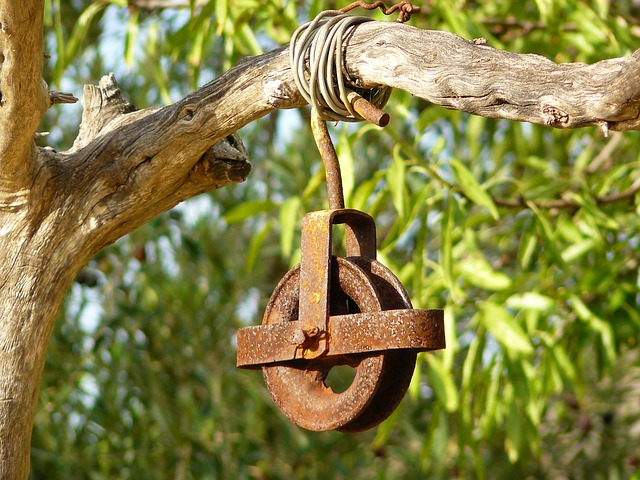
[311,109,345,210]
[304,208,377,258]
[339,0,421,23]
[237,308,444,368]
[296,211,332,357]
[235,207,445,432]
[290,208,379,358]
[346,91,390,127]
[236,50,444,430]
[261,256,410,432]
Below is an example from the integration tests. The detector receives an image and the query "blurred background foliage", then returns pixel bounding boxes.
[34,0,640,478]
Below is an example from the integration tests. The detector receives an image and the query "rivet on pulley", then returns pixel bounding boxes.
[236,7,444,433]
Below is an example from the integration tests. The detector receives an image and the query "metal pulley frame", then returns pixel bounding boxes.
[237,208,444,431]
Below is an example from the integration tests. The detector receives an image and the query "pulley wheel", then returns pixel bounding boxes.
[262,256,417,432]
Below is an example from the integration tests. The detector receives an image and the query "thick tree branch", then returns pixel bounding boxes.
[0,0,49,190]
[56,50,292,256]
[1,15,639,480]
[57,20,640,256]
[343,23,640,132]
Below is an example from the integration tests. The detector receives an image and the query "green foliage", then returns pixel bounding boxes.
[35,1,640,478]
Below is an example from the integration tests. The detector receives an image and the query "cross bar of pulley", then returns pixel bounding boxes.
[236,308,445,369]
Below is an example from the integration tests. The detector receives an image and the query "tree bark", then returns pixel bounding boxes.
[1,8,640,478]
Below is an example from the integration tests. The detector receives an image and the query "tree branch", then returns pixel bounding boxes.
[119,0,206,9]
[3,14,639,480]
[0,0,49,190]
[59,21,640,256]
[53,71,258,258]
[493,177,640,210]
[343,23,640,132]
[482,17,578,42]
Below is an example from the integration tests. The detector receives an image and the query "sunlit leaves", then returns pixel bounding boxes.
[278,196,302,260]
[479,302,534,357]
[35,0,640,478]
[457,255,512,291]
[51,1,107,87]
[387,146,408,219]
[570,295,616,366]
[223,199,277,223]
[505,292,555,312]
[426,355,459,413]
[450,158,500,220]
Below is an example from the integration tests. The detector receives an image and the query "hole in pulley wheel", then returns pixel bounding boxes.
[323,277,361,394]
[324,364,357,394]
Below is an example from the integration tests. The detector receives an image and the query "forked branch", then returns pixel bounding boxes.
[64,20,640,249]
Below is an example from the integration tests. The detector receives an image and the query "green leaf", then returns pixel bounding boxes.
[506,292,555,312]
[187,17,209,71]
[441,198,456,297]
[450,158,499,219]
[505,390,522,463]
[442,306,458,371]
[215,0,228,36]
[528,201,567,269]
[387,146,407,219]
[568,193,620,229]
[538,331,577,386]
[408,354,422,400]
[480,361,500,435]
[372,406,401,452]
[466,115,485,160]
[51,0,65,86]
[146,22,173,105]
[336,129,355,207]
[461,333,482,392]
[237,23,264,56]
[439,1,470,37]
[223,200,276,223]
[518,227,538,270]
[570,295,616,365]
[244,221,272,272]
[426,355,459,413]
[64,3,106,73]
[561,238,596,263]
[125,8,140,67]
[279,196,302,260]
[457,255,512,291]
[480,302,533,356]
[301,167,326,201]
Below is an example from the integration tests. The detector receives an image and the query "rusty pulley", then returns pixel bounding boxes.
[237,208,445,431]
[236,8,444,432]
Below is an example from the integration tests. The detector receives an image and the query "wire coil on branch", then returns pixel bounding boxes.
[290,10,392,123]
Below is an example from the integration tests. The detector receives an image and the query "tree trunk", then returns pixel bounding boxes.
[0,238,77,479]
[2,3,640,477]
[0,88,251,479]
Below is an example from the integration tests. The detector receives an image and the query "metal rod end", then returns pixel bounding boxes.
[347,91,390,127]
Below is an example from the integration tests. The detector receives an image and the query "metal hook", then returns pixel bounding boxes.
[311,109,345,210]
[310,95,388,210]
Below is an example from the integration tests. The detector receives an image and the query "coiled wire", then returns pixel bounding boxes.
[290,10,392,123]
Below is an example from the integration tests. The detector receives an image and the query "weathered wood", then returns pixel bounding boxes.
[1,12,640,479]
[0,0,49,191]
[42,21,639,260]
[68,22,640,208]
[344,23,640,132]
[60,22,640,252]
[0,76,251,478]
